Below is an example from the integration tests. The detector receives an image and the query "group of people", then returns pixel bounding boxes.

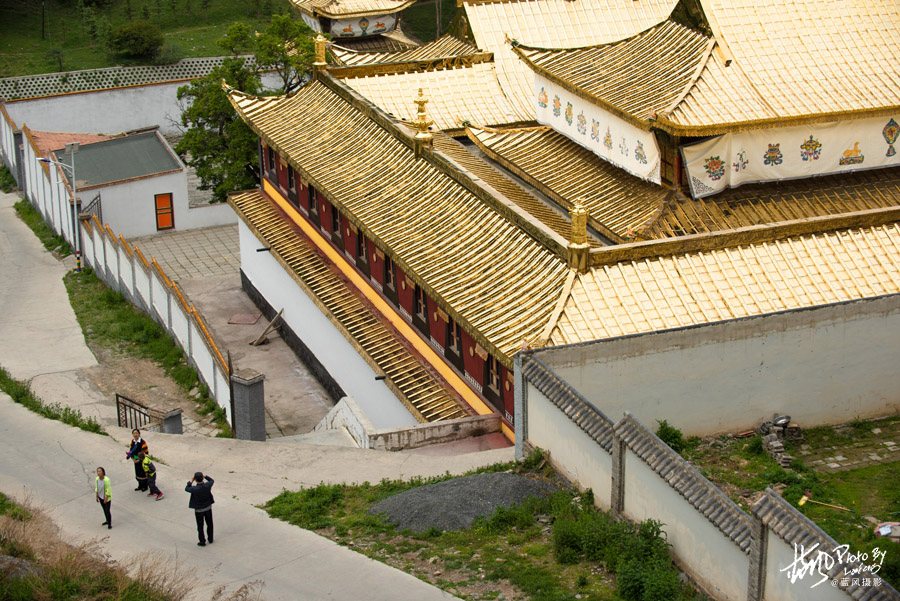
[92,429,216,546]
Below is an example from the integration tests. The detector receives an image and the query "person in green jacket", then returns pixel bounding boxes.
[94,467,112,529]
[138,452,164,500]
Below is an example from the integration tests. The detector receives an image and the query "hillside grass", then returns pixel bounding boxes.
[0,0,290,77]
[1,0,459,78]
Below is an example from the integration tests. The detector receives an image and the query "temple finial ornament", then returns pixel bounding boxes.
[567,199,590,273]
[313,34,327,72]
[412,88,433,148]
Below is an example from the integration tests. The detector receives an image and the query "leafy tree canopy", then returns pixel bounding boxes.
[110,21,164,59]
[175,15,316,202]
[175,58,261,202]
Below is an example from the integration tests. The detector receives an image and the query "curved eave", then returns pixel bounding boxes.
[511,43,652,132]
[656,105,900,137]
[298,0,417,19]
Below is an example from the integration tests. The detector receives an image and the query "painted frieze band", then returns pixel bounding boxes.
[681,115,900,199]
[532,74,661,184]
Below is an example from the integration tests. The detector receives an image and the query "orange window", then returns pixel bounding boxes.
[155,193,174,230]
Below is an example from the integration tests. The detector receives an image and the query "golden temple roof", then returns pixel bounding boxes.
[646,167,900,239]
[340,63,532,132]
[512,20,711,126]
[461,0,681,117]
[227,77,571,359]
[466,124,669,243]
[509,1,900,134]
[330,34,482,67]
[291,0,415,18]
[550,220,900,345]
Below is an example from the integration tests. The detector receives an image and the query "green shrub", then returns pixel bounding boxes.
[656,420,686,454]
[0,165,15,192]
[110,21,164,58]
[642,559,682,601]
[744,435,765,456]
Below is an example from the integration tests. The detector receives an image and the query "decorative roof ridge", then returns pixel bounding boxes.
[613,412,753,552]
[465,122,550,135]
[752,489,900,600]
[520,353,615,450]
[536,269,576,347]
[330,32,472,56]
[588,206,900,268]
[656,35,717,117]
[329,52,494,79]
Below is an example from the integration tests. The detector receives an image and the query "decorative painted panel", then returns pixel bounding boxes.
[681,114,900,199]
[332,13,398,38]
[533,74,661,184]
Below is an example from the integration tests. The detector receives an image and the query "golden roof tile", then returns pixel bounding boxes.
[291,0,415,18]
[646,167,900,239]
[466,124,669,242]
[550,221,900,344]
[227,78,571,358]
[512,21,712,125]
[330,34,482,67]
[326,32,418,53]
[462,0,681,118]
[340,62,532,132]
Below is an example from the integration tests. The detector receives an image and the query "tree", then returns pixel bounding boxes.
[254,14,315,94]
[175,58,262,202]
[110,20,164,58]
[217,15,315,94]
[175,15,317,201]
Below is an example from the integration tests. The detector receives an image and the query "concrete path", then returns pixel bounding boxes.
[0,188,515,599]
[0,396,512,600]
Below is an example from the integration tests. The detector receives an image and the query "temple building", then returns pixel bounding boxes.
[291,0,420,52]
[226,0,900,441]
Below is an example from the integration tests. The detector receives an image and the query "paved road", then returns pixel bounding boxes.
[0,189,515,599]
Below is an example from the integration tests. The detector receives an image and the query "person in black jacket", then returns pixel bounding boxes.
[185,472,214,546]
[125,429,149,491]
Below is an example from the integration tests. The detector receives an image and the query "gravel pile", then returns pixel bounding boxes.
[369,472,558,533]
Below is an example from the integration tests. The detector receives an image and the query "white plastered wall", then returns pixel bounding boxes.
[238,220,417,430]
[622,449,750,601]
[764,531,851,601]
[525,382,612,506]
[546,297,900,436]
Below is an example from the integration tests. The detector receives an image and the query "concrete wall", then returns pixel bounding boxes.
[96,172,188,238]
[3,72,283,137]
[6,83,188,136]
[80,217,234,424]
[525,381,612,505]
[622,448,749,601]
[238,220,418,430]
[764,533,851,601]
[543,299,900,436]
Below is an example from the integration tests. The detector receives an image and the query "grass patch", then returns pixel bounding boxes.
[0,365,105,435]
[63,267,232,437]
[13,198,73,257]
[0,0,291,78]
[263,457,709,601]
[0,164,16,193]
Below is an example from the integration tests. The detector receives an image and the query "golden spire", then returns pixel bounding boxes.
[412,88,433,148]
[313,33,327,72]
[567,199,590,273]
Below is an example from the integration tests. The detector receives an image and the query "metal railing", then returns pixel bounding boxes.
[116,393,162,432]
[82,192,102,223]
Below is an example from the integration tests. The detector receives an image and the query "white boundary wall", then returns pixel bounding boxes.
[542,298,900,436]
[81,219,233,424]
[238,220,417,430]
[517,355,900,601]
